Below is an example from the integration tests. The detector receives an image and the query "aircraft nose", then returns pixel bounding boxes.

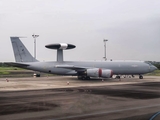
[151,65,158,71]
[154,66,158,70]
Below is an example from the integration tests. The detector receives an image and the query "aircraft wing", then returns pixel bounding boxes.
[4,62,30,68]
[55,65,89,72]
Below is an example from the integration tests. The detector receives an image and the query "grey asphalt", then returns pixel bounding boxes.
[0,76,160,120]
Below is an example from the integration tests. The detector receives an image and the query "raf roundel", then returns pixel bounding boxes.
[45,43,76,50]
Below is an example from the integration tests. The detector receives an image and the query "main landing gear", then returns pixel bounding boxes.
[78,76,90,80]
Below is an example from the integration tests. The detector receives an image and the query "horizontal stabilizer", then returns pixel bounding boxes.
[4,62,30,68]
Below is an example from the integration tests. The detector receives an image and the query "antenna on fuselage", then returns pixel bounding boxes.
[45,43,76,62]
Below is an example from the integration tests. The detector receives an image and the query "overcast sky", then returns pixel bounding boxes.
[0,0,160,62]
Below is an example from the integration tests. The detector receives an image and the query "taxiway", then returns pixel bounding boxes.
[0,76,160,120]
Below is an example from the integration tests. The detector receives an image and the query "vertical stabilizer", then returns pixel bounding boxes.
[10,37,38,62]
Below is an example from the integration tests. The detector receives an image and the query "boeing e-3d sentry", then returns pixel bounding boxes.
[5,37,157,80]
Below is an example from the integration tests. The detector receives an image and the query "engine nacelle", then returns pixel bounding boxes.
[86,68,113,78]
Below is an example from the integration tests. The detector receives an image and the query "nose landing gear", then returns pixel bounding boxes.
[139,75,143,79]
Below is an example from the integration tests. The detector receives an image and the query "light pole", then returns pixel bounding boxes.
[103,39,108,61]
[32,34,39,59]
[32,34,40,77]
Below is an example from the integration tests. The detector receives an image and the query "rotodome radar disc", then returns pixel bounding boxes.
[45,43,76,50]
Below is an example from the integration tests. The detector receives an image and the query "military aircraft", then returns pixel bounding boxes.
[5,37,157,80]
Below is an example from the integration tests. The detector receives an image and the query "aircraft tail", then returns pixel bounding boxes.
[10,37,38,62]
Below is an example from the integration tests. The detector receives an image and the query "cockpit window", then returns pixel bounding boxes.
[145,61,153,66]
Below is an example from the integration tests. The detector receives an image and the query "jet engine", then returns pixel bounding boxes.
[86,68,113,78]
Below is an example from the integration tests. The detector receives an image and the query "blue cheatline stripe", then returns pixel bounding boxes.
[150,111,160,120]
